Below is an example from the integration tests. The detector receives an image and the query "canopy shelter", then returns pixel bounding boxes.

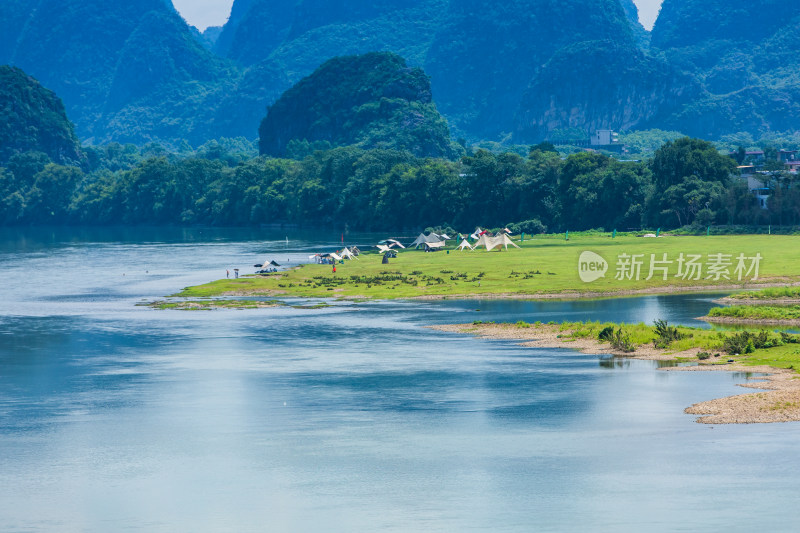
[376,244,392,253]
[255,259,281,273]
[470,228,485,240]
[424,241,447,251]
[341,248,357,260]
[387,239,405,249]
[457,239,473,251]
[330,252,343,262]
[474,233,520,251]
[411,232,445,248]
[255,258,281,268]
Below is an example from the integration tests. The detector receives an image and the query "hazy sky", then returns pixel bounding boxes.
[172,0,664,32]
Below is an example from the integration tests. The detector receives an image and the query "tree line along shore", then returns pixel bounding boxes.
[5,136,800,233]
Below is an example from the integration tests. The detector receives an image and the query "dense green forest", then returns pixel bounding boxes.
[4,136,798,231]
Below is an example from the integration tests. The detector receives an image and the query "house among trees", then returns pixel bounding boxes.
[732,148,800,210]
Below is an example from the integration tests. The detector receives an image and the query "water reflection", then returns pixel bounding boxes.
[425,292,730,328]
[3,229,800,532]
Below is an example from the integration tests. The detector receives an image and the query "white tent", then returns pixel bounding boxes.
[474,233,520,251]
[410,232,445,248]
[376,244,392,253]
[387,239,405,249]
[341,248,356,260]
[424,241,447,251]
[410,233,427,248]
[457,239,473,251]
[470,228,484,240]
[438,233,451,240]
[330,253,343,261]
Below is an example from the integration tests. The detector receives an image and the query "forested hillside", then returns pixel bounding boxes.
[258,53,455,158]
[0,0,237,144]
[0,66,84,166]
[222,0,445,68]
[651,0,800,138]
[424,0,639,140]
[513,40,696,141]
[2,0,799,146]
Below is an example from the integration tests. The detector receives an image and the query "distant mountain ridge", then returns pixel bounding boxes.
[424,0,639,139]
[0,0,236,144]
[1,0,798,147]
[650,0,800,138]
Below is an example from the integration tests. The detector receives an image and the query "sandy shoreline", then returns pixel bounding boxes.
[699,315,800,327]
[429,322,800,424]
[715,296,800,306]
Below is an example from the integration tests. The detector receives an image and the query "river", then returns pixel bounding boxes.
[1,227,799,532]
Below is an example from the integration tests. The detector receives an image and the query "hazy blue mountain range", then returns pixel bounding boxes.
[1,0,798,148]
[650,0,800,138]
[0,0,236,144]
[424,0,640,139]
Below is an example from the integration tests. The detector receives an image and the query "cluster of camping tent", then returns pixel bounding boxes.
[376,228,520,253]
[255,228,520,274]
[310,246,361,264]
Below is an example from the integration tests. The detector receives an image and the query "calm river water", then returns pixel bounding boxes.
[1,227,800,532]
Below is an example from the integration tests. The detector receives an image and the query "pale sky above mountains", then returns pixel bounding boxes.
[172,0,664,32]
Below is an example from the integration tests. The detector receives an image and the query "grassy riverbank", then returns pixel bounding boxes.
[440,319,800,369]
[178,233,800,300]
[431,320,800,423]
[707,287,800,324]
[707,305,800,322]
[727,287,800,300]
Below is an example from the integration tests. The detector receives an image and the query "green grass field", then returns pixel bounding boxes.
[178,233,800,299]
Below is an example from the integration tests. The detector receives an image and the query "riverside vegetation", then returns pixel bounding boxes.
[4,125,799,231]
[699,287,800,325]
[462,319,800,370]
